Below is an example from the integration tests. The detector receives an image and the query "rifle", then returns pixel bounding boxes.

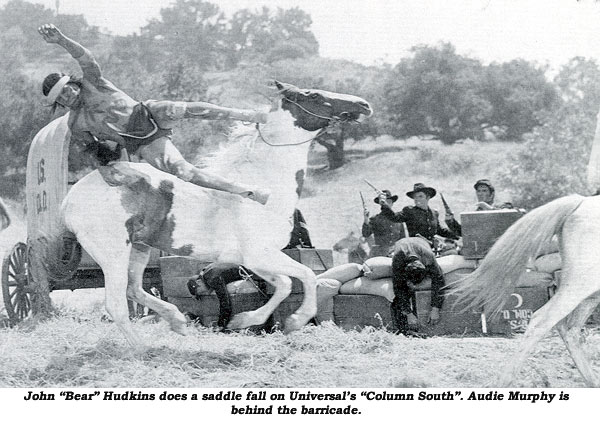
[363,179,383,196]
[440,192,454,217]
[360,191,367,212]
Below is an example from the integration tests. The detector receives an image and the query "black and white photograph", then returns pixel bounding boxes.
[1,0,599,418]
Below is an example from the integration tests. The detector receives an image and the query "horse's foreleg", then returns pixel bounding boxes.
[242,252,317,332]
[126,245,188,336]
[227,273,292,330]
[556,291,600,387]
[74,229,144,349]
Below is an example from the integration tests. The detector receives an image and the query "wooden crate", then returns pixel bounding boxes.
[333,294,393,329]
[483,285,551,335]
[460,210,522,259]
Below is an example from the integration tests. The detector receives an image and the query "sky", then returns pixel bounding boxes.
[5,0,600,69]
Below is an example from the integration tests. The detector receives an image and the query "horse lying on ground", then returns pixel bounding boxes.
[452,194,600,387]
[52,81,372,349]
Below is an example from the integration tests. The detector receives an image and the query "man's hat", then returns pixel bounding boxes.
[406,183,436,199]
[374,189,398,204]
[473,179,495,193]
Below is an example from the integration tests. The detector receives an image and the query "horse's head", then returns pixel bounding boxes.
[274,81,373,132]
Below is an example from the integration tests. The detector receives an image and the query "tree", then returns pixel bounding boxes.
[0,0,99,60]
[483,60,558,139]
[383,43,491,144]
[136,0,229,71]
[497,58,599,207]
[0,30,49,199]
[228,6,319,66]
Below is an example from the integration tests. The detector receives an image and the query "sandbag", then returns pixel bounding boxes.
[437,254,478,274]
[317,278,342,297]
[316,263,363,283]
[362,256,393,280]
[533,252,562,274]
[316,278,341,322]
[339,276,395,302]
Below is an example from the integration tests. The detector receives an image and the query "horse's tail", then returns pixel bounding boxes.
[0,197,11,231]
[452,194,585,316]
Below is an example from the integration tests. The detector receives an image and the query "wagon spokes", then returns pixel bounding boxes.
[2,242,31,324]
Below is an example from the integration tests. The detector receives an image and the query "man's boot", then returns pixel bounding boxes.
[240,188,270,205]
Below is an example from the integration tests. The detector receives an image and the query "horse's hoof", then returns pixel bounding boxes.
[284,315,304,333]
[227,313,246,330]
[170,318,191,336]
[173,324,191,336]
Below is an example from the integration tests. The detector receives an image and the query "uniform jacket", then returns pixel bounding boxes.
[380,204,458,243]
[391,237,445,312]
[362,209,405,257]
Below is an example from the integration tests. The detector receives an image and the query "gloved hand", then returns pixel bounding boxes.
[406,312,419,330]
[428,307,440,325]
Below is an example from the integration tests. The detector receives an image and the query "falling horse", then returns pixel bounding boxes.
[50,81,372,349]
[452,194,600,386]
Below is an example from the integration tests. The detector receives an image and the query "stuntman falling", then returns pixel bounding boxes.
[38,24,269,204]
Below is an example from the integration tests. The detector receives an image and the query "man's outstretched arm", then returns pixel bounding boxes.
[39,24,101,79]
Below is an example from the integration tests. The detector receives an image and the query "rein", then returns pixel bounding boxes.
[255,97,355,147]
[255,123,327,147]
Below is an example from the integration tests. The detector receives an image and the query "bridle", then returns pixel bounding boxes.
[256,95,358,147]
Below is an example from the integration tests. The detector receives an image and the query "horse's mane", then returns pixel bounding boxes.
[197,100,279,173]
[198,121,261,172]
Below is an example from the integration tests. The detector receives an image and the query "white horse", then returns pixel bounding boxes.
[451,194,600,386]
[52,81,372,348]
[0,198,10,231]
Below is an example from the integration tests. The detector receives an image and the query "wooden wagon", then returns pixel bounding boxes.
[1,116,162,325]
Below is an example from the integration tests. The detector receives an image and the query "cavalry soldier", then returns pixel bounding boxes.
[445,179,517,235]
[390,237,446,334]
[374,183,458,249]
[362,189,405,257]
[38,24,269,204]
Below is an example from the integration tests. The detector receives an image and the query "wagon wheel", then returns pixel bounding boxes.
[2,242,31,324]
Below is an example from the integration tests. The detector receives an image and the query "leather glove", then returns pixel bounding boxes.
[428,307,440,325]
